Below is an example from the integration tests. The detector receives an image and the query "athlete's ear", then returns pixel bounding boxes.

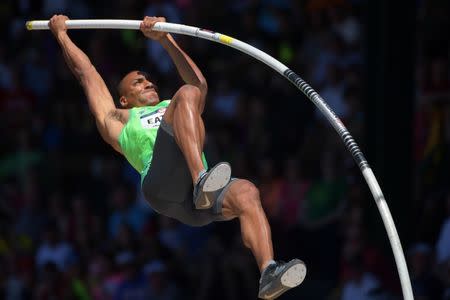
[119,95,128,108]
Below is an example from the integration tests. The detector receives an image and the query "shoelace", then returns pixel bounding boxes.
[263,261,286,278]
[272,261,287,276]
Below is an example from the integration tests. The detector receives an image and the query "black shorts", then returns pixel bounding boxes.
[142,120,234,227]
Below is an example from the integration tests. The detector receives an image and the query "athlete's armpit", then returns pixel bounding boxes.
[107,109,128,124]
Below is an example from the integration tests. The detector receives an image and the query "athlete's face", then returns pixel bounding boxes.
[119,71,160,108]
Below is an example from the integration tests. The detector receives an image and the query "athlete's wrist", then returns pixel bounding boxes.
[56,30,68,42]
[157,34,170,44]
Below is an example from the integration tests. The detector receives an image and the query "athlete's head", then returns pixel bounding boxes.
[117,70,160,108]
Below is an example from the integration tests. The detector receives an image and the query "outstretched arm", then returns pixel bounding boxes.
[141,17,208,99]
[49,15,123,153]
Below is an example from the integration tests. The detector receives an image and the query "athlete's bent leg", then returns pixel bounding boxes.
[163,84,231,209]
[163,84,206,182]
[221,179,306,299]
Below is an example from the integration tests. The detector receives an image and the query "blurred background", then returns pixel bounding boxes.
[0,0,449,299]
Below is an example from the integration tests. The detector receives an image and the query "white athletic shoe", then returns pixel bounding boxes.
[193,162,231,209]
[258,259,307,299]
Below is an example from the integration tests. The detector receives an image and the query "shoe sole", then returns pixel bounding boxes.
[195,162,231,209]
[203,162,231,192]
[259,260,307,300]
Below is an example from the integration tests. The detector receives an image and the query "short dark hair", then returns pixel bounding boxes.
[116,70,154,98]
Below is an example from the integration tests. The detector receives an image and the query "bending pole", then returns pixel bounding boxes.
[26,19,414,300]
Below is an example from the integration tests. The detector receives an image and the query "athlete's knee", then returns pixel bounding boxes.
[235,180,261,211]
[173,84,205,113]
[176,85,202,103]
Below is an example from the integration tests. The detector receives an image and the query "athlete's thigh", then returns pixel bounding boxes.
[162,84,204,125]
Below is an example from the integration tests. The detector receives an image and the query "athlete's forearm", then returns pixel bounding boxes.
[159,34,207,92]
[56,31,95,82]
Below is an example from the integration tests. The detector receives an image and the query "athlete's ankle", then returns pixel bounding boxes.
[261,260,276,274]
[194,169,207,185]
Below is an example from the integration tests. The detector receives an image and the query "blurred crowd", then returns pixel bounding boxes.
[0,0,448,299]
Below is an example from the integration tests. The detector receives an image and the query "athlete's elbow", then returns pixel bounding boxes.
[77,65,96,85]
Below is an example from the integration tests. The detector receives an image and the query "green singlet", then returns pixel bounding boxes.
[118,100,207,184]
